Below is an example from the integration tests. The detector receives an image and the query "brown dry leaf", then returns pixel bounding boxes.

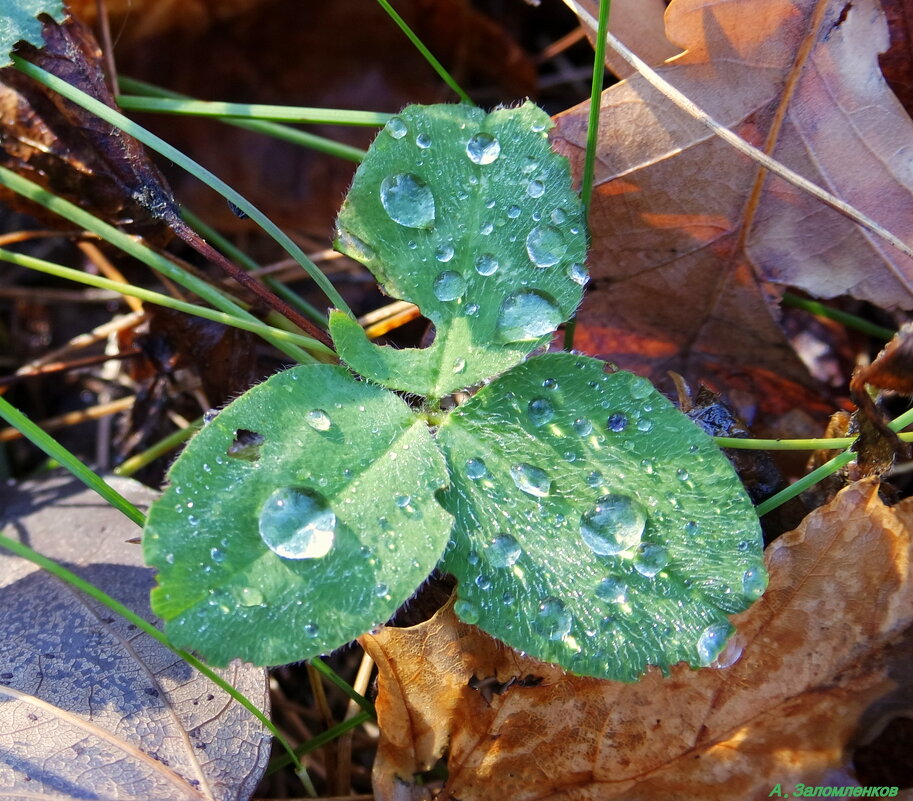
[362,480,913,801]
[553,0,913,399]
[879,0,913,116]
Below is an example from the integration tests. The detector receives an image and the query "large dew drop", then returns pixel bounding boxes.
[527,397,555,427]
[696,621,734,666]
[496,290,562,343]
[466,133,501,165]
[510,463,551,498]
[533,597,572,641]
[633,543,669,577]
[579,494,647,555]
[379,173,436,229]
[526,225,567,267]
[258,487,336,560]
[433,270,467,302]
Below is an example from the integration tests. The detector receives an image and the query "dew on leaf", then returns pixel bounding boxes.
[466,458,488,480]
[210,547,225,563]
[579,494,647,555]
[379,173,436,228]
[510,463,551,497]
[416,133,432,148]
[507,205,521,219]
[527,179,545,198]
[385,116,408,139]
[595,577,628,604]
[637,418,655,433]
[466,132,501,165]
[568,263,588,285]
[550,208,567,224]
[586,470,603,488]
[525,225,567,267]
[573,417,593,436]
[258,487,335,559]
[433,270,467,301]
[239,587,264,607]
[474,253,499,276]
[479,221,494,235]
[454,599,480,625]
[607,413,628,432]
[495,290,562,342]
[633,543,670,577]
[374,583,390,598]
[475,574,492,590]
[527,397,555,427]
[542,377,558,389]
[742,566,767,599]
[465,303,480,316]
[488,533,522,567]
[305,409,332,432]
[304,623,320,639]
[452,358,466,374]
[435,243,455,262]
[696,621,733,666]
[533,597,572,641]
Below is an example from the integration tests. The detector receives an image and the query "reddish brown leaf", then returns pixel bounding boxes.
[879,0,913,116]
[363,481,913,800]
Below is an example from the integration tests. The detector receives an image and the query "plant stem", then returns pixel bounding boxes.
[114,419,204,477]
[267,710,373,775]
[0,531,301,771]
[309,656,376,717]
[781,292,895,340]
[12,56,353,315]
[375,0,474,104]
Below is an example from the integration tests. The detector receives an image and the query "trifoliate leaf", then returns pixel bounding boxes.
[332,101,587,398]
[1,1,65,67]
[435,352,766,680]
[144,364,452,666]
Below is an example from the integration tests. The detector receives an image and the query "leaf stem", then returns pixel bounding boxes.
[0,531,301,771]
[375,0,474,105]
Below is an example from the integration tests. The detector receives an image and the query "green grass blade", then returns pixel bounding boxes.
[309,656,375,717]
[375,0,473,104]
[781,292,895,340]
[0,166,319,363]
[12,56,351,314]
[113,420,203,478]
[0,394,145,526]
[0,247,334,355]
[0,531,301,771]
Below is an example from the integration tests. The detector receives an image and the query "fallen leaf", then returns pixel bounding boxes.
[363,480,913,800]
[553,0,913,401]
[0,475,270,800]
[879,0,913,116]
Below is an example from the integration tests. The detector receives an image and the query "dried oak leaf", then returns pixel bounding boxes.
[553,0,913,400]
[362,480,913,801]
[0,15,179,243]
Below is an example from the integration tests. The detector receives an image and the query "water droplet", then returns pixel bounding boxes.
[742,566,767,599]
[165,552,175,564]
[467,550,480,565]
[586,470,603,488]
[434,243,455,263]
[633,544,669,577]
[488,534,522,567]
[379,173,435,229]
[521,156,539,174]
[525,226,567,267]
[385,116,408,139]
[479,221,494,235]
[607,413,628,432]
[210,547,225,563]
[415,132,432,148]
[258,487,336,560]
[696,621,733,666]
[568,263,588,285]
[452,358,466,374]
[573,418,593,436]
[395,494,411,508]
[510,463,551,497]
[474,253,499,276]
[239,587,264,607]
[433,270,466,302]
[595,577,628,604]
[466,132,501,164]
[580,494,647,555]
[527,397,554,426]
[507,205,521,219]
[304,623,320,639]
[465,303,480,316]
[454,599,480,624]
[527,179,545,198]
[684,520,700,535]
[306,409,332,432]
[496,290,562,342]
[475,574,492,590]
[636,418,654,432]
[550,208,568,224]
[533,597,572,641]
[466,458,488,480]
[374,583,389,598]
[629,378,653,400]
[335,228,375,262]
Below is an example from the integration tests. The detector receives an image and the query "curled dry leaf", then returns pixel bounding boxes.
[554,0,913,400]
[362,480,913,801]
[0,475,270,800]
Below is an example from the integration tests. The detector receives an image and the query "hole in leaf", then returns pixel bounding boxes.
[227,429,265,461]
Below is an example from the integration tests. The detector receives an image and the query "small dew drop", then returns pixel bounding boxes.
[510,463,551,498]
[466,132,501,165]
[210,547,225,563]
[474,253,499,276]
[568,263,588,285]
[533,597,572,641]
[258,487,336,560]
[496,290,562,343]
[525,226,567,267]
[385,116,408,139]
[435,243,455,263]
[507,205,521,219]
[415,132,432,149]
[304,623,320,639]
[475,574,492,590]
[742,566,767,599]
[433,270,467,301]
[527,397,555,426]
[633,543,670,578]
[306,409,332,432]
[636,418,654,433]
[465,303,480,316]
[488,534,522,568]
[607,413,628,432]
[466,458,488,480]
[526,179,545,198]
[395,494,412,508]
[379,173,436,229]
[595,577,628,604]
[374,583,390,598]
[580,494,647,555]
[454,599,480,625]
[586,470,603,488]
[697,621,734,666]
[479,221,494,236]
[452,358,467,374]
[543,377,558,390]
[573,417,593,436]
[239,587,264,607]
